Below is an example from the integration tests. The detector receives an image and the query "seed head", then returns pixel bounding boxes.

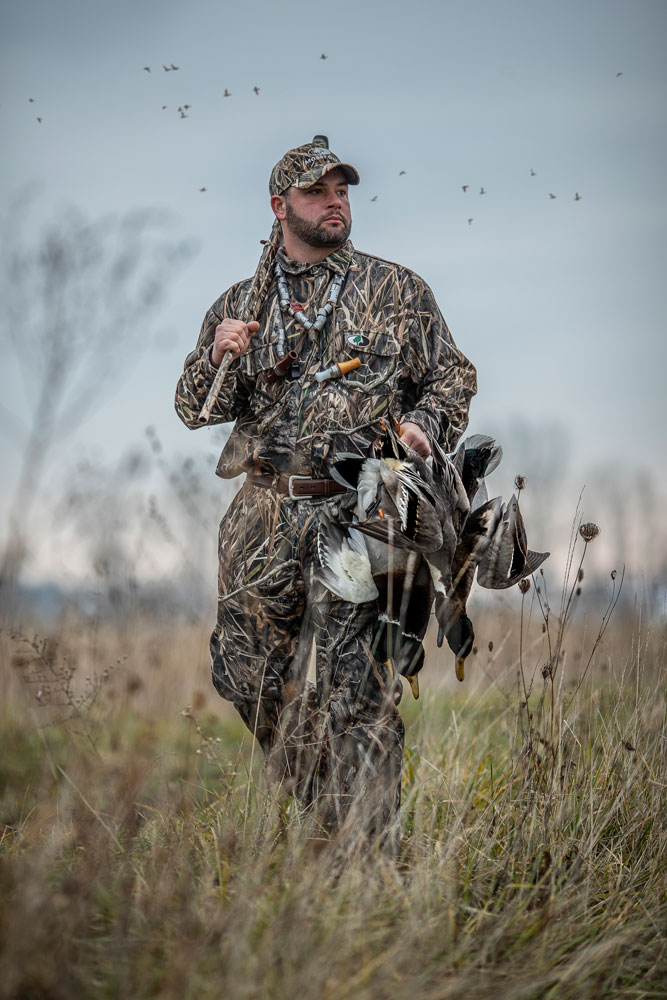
[579,522,600,543]
[488,640,494,652]
[518,578,531,594]
[514,475,527,491]
[611,569,617,580]
[577,568,584,582]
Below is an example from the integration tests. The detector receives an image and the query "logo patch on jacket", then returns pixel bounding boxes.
[346,333,370,348]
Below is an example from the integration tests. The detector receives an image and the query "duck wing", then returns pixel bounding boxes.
[350,517,419,551]
[380,463,443,550]
[476,494,550,589]
[316,513,379,603]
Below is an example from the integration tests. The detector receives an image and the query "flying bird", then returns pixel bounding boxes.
[320,53,328,60]
[479,187,486,195]
[163,65,171,71]
[36,117,42,123]
[370,195,378,202]
[200,186,207,192]
[574,192,582,201]
[530,168,536,176]
[253,86,260,95]
[143,66,150,73]
[170,64,179,70]
[462,185,468,192]
[399,170,406,176]
[224,89,231,97]
[29,97,34,102]
[549,192,556,199]
[179,111,187,118]
[161,105,167,110]
[183,104,191,109]
[616,71,623,77]
[468,218,473,225]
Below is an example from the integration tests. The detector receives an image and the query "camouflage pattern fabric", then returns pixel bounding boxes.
[268,136,360,196]
[175,240,477,481]
[175,240,477,853]
[212,482,404,853]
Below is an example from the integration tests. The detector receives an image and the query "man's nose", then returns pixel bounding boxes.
[327,190,343,207]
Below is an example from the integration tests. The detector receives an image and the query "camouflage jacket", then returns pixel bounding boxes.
[174,240,477,479]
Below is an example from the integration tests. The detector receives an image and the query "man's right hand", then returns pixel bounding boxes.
[211,319,260,367]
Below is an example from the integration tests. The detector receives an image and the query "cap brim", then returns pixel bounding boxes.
[294,162,360,188]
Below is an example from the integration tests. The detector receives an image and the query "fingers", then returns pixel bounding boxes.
[400,422,432,458]
[211,319,258,366]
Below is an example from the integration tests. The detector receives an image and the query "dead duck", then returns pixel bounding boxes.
[476,494,550,588]
[319,426,549,689]
[316,505,433,698]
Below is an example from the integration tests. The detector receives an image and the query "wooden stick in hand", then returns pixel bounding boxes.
[198,219,282,423]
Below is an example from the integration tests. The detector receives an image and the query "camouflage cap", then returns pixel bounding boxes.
[269,135,360,196]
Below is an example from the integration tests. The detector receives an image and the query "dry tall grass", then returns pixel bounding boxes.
[1,580,665,999]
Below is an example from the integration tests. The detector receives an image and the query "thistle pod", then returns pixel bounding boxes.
[518,578,531,594]
[579,522,600,543]
[514,475,527,491]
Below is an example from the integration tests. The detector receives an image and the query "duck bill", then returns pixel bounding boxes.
[455,657,466,682]
[406,674,420,699]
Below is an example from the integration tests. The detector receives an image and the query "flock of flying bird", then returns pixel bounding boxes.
[25,57,626,216]
[316,422,549,696]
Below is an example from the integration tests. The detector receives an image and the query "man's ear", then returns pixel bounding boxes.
[270,194,287,221]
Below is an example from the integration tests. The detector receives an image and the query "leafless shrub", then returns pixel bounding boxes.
[0,199,197,608]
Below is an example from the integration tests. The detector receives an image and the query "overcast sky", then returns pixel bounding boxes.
[2,0,666,580]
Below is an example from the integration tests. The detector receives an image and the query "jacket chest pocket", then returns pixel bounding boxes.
[335,330,403,392]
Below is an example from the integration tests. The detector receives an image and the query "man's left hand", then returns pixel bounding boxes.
[400,421,431,458]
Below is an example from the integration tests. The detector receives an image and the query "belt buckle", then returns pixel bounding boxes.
[287,474,312,500]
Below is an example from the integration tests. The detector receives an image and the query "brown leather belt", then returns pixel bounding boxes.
[248,473,348,500]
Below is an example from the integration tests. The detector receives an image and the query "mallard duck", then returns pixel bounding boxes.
[323,427,496,688]
[433,495,504,680]
[476,494,550,589]
[318,426,549,690]
[434,491,549,680]
[316,503,433,698]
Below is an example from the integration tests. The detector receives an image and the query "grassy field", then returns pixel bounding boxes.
[1,590,665,999]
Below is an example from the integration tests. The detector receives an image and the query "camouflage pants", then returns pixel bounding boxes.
[211,481,405,855]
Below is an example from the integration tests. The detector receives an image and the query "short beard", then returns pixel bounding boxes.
[284,200,351,249]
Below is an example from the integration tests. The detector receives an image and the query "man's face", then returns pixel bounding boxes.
[283,167,352,249]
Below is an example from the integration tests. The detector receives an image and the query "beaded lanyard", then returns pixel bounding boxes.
[274,260,344,369]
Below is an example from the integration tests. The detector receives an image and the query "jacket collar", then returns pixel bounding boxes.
[277,239,355,278]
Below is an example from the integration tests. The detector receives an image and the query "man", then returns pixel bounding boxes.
[175,137,477,855]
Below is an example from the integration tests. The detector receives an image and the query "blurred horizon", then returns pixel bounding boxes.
[1,0,666,598]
